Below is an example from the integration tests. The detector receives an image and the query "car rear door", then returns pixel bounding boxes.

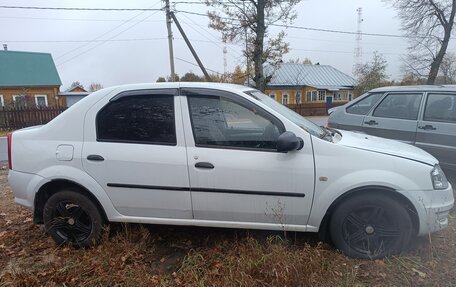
[416,92,456,174]
[180,88,315,227]
[82,88,192,219]
[361,92,423,144]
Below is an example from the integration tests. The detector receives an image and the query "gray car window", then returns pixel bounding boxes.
[424,93,456,123]
[188,95,284,150]
[373,93,422,120]
[346,93,383,115]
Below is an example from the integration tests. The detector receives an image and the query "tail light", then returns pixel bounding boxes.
[7,132,12,170]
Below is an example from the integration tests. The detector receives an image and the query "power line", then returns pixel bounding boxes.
[56,11,161,66]
[176,56,222,75]
[2,37,168,43]
[55,1,162,61]
[179,13,243,58]
[0,5,429,39]
[174,10,432,40]
[0,16,164,22]
[0,5,162,11]
[291,48,403,56]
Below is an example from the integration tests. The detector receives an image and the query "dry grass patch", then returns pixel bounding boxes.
[174,236,359,287]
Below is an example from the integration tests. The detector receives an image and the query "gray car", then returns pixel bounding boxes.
[328,85,456,176]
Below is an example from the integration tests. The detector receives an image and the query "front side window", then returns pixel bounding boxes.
[97,94,176,145]
[346,93,383,115]
[373,93,422,120]
[246,90,325,138]
[424,93,456,123]
[188,95,284,151]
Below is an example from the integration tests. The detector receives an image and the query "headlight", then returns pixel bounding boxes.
[431,165,449,190]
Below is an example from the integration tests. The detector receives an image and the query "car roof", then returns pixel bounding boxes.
[370,85,456,93]
[107,82,252,93]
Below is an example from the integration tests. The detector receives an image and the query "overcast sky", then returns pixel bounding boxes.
[1,0,454,90]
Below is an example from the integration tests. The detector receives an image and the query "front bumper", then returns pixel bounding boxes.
[405,183,454,236]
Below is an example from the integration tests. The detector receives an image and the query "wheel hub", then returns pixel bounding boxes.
[68,218,75,225]
[365,225,375,235]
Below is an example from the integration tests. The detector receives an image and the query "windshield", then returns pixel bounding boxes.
[245,90,325,138]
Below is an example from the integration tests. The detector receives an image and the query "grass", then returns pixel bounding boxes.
[1,171,456,286]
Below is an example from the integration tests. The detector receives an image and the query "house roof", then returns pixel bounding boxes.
[265,63,356,89]
[64,84,87,92]
[0,50,62,87]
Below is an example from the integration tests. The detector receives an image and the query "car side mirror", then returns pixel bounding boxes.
[277,131,304,153]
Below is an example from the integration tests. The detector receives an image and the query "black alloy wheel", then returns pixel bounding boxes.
[330,192,413,259]
[44,190,104,248]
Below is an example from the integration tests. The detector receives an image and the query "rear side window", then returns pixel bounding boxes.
[346,93,383,115]
[424,93,456,123]
[373,93,422,120]
[97,94,176,145]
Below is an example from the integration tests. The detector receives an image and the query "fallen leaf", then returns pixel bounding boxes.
[411,268,426,279]
[375,259,385,267]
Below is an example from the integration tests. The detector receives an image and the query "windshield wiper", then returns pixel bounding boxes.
[319,126,334,142]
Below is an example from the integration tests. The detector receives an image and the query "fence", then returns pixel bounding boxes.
[0,107,67,130]
[286,102,346,116]
[0,102,344,131]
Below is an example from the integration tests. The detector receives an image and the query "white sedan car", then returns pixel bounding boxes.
[8,83,454,259]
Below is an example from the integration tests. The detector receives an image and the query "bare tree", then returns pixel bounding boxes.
[286,57,313,64]
[354,52,389,94]
[387,0,456,84]
[88,82,103,92]
[206,0,301,91]
[438,52,456,83]
[70,81,83,88]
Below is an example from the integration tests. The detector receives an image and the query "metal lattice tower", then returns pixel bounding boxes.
[223,46,227,75]
[353,7,363,73]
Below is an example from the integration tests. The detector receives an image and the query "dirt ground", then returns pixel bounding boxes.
[1,166,455,286]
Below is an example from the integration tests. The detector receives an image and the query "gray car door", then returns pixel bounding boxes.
[361,92,423,144]
[328,92,384,131]
[415,92,456,174]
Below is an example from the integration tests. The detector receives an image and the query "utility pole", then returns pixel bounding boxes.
[243,0,250,85]
[170,12,212,81]
[164,0,176,81]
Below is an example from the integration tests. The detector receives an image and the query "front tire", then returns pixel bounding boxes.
[329,192,413,259]
[43,190,104,248]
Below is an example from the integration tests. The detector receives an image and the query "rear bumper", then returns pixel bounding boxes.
[8,169,47,210]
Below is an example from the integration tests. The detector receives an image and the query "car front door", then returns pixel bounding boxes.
[180,88,315,227]
[416,92,456,174]
[362,92,423,144]
[329,92,384,131]
[82,89,192,219]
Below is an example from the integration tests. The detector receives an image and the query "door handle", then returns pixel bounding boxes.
[364,120,378,126]
[195,162,214,169]
[418,125,436,130]
[87,154,104,161]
